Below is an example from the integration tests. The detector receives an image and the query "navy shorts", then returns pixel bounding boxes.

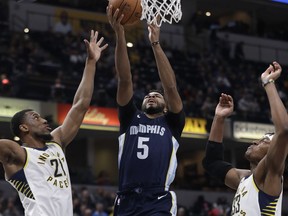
[113,189,177,216]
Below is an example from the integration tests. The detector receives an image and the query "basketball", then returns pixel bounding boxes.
[108,0,142,25]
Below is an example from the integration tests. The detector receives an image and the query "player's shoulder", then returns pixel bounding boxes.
[45,141,64,150]
[165,109,186,124]
[0,138,19,145]
[0,139,22,151]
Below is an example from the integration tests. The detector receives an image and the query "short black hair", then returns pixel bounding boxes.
[148,89,164,97]
[10,109,33,137]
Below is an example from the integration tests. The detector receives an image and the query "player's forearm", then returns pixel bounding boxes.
[115,32,132,81]
[152,44,177,89]
[209,115,225,143]
[265,83,288,130]
[152,44,182,112]
[72,59,96,110]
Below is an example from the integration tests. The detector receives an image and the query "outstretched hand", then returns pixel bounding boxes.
[148,22,160,43]
[107,5,124,33]
[261,61,282,83]
[215,93,234,118]
[84,30,108,62]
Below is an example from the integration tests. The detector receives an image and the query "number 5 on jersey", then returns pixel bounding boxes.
[137,137,149,159]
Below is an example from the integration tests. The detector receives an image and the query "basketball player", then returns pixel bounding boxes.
[107,6,185,216]
[0,30,108,216]
[203,61,287,215]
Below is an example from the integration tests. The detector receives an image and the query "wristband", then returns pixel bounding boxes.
[151,41,160,46]
[262,78,275,87]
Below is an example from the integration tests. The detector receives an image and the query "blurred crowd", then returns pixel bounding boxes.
[1,23,287,124]
[35,0,288,42]
[1,186,288,216]
[0,186,242,216]
[0,1,288,125]
[0,1,288,216]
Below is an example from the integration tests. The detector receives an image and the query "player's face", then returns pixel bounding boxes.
[21,111,53,141]
[141,92,166,114]
[245,134,272,163]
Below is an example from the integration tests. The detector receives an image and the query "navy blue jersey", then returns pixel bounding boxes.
[118,99,185,192]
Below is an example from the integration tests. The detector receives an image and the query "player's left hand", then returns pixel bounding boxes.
[148,22,160,44]
[215,93,234,118]
[84,30,108,62]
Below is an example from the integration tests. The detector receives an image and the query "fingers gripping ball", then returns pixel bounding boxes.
[109,0,142,25]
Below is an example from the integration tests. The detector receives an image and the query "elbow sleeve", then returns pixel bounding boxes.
[202,141,233,182]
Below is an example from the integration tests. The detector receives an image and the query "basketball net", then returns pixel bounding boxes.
[140,0,182,27]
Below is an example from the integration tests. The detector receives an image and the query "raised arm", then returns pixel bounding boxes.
[202,94,250,190]
[257,61,288,195]
[208,94,233,143]
[148,23,182,113]
[107,6,133,106]
[51,30,108,147]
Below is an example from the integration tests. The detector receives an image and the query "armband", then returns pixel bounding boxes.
[202,141,233,182]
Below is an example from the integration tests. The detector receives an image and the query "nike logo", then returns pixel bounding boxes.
[157,194,168,200]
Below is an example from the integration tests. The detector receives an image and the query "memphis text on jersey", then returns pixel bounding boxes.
[130,124,165,136]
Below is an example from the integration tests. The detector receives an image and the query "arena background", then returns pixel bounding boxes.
[0,0,288,215]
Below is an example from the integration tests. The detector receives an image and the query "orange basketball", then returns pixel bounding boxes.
[108,0,142,25]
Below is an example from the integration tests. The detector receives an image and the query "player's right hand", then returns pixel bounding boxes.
[107,6,124,33]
